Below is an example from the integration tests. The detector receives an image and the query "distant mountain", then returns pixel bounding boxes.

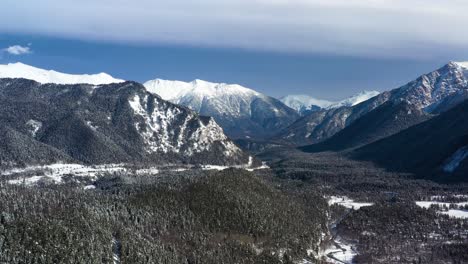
[279,62,468,145]
[144,79,299,139]
[352,99,468,182]
[0,78,250,169]
[280,91,380,115]
[0,62,124,85]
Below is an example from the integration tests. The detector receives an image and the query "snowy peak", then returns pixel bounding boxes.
[144,78,299,139]
[0,62,124,85]
[281,90,380,115]
[144,78,260,101]
[330,90,381,108]
[280,95,334,113]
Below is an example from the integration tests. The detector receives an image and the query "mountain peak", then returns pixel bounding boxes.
[0,62,124,85]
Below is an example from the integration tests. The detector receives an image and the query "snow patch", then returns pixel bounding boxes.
[328,196,373,210]
[26,119,42,137]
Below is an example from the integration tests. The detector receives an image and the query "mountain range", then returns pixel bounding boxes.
[352,98,468,181]
[1,61,468,180]
[282,61,468,146]
[144,78,299,139]
[0,78,249,169]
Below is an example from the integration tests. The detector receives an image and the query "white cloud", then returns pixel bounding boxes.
[4,45,32,55]
[1,0,468,58]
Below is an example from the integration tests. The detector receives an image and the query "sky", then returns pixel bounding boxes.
[1,0,468,100]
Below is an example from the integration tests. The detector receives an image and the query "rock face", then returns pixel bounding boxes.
[279,62,468,146]
[0,78,249,169]
[144,79,299,139]
[352,99,468,181]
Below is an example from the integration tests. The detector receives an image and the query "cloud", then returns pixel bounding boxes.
[1,0,468,58]
[4,45,32,55]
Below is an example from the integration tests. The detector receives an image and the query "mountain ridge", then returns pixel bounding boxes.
[0,62,124,85]
[144,78,299,139]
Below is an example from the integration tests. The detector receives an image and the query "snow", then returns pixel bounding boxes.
[415,200,468,219]
[320,236,358,264]
[443,146,468,173]
[26,119,42,137]
[415,201,468,209]
[144,78,260,102]
[3,160,269,186]
[281,91,380,113]
[439,209,468,219]
[453,61,468,69]
[328,196,373,210]
[280,94,334,111]
[144,78,275,119]
[0,62,124,85]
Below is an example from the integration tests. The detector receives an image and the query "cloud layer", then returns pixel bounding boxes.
[1,0,468,58]
[4,45,31,55]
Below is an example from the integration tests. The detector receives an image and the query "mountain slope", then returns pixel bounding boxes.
[144,79,299,139]
[352,99,468,181]
[0,62,124,85]
[0,78,249,169]
[280,91,379,115]
[279,62,468,145]
[301,101,430,152]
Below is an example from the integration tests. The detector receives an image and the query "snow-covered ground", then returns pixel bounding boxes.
[415,200,468,219]
[319,237,358,264]
[328,196,374,210]
[2,158,269,186]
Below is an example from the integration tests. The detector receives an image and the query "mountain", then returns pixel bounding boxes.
[0,78,250,169]
[280,91,380,115]
[279,62,468,145]
[144,79,299,139]
[352,99,468,182]
[0,62,124,85]
[301,101,431,152]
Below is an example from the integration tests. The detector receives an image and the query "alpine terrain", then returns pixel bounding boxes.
[280,61,468,146]
[0,77,250,168]
[144,79,299,139]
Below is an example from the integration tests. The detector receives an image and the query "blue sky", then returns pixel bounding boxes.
[1,0,468,99]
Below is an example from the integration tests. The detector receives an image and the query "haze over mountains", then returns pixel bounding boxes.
[280,91,380,116]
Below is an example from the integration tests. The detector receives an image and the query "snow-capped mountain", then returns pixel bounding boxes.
[279,61,468,145]
[0,62,124,85]
[280,91,380,115]
[0,78,250,168]
[144,79,299,139]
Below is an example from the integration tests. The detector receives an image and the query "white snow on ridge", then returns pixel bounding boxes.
[144,78,260,102]
[281,91,380,114]
[454,61,468,69]
[0,62,124,85]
